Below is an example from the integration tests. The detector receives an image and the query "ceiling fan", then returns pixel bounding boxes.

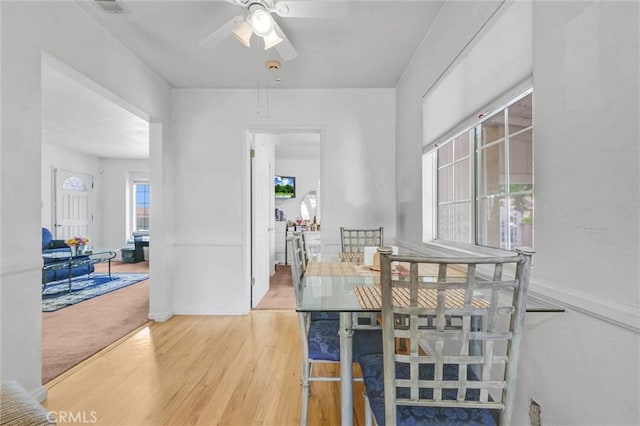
[199,0,347,61]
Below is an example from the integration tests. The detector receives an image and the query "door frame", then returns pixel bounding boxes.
[246,126,324,311]
[52,167,94,240]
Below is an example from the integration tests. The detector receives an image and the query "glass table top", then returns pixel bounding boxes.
[42,248,116,260]
[297,275,380,312]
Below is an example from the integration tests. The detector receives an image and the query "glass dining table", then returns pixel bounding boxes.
[296,258,483,425]
[297,266,382,426]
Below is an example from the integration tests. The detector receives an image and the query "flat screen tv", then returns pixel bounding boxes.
[275,175,296,199]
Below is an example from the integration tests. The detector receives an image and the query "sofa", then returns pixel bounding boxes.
[41,227,94,284]
[121,230,149,263]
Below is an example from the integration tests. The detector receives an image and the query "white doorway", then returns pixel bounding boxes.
[250,129,322,310]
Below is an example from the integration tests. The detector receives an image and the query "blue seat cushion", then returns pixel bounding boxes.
[310,312,377,326]
[42,227,53,250]
[358,353,499,426]
[310,312,340,321]
[307,320,382,362]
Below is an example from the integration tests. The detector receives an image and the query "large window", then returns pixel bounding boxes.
[134,182,150,231]
[425,90,534,250]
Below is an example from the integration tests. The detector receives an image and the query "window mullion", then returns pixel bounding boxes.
[504,109,511,250]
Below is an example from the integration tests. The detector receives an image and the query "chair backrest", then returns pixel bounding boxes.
[42,227,53,250]
[340,227,384,253]
[299,231,310,267]
[287,234,306,299]
[289,232,307,279]
[377,246,534,426]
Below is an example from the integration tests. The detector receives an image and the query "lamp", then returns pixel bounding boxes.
[247,5,283,50]
[249,8,274,37]
[231,20,253,47]
[263,30,283,50]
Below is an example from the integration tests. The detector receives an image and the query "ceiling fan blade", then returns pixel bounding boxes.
[199,15,245,48]
[273,1,348,18]
[272,21,297,61]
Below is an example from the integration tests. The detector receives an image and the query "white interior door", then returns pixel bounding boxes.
[251,135,275,308]
[54,169,93,240]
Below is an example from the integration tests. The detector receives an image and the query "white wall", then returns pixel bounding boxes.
[396,0,639,424]
[0,1,172,397]
[275,158,320,223]
[171,88,395,314]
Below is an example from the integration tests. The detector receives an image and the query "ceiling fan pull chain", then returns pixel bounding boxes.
[256,79,261,115]
[266,79,270,119]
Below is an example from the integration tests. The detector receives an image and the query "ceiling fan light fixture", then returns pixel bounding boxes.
[249,8,274,37]
[262,30,283,50]
[231,20,252,47]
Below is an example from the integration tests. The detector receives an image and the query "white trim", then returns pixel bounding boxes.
[31,385,48,403]
[0,264,42,278]
[528,283,639,334]
[396,238,639,333]
[148,311,174,322]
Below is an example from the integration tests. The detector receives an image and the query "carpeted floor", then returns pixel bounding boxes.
[254,264,295,310]
[42,262,149,384]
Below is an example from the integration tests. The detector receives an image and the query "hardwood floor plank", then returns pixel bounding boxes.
[44,310,367,425]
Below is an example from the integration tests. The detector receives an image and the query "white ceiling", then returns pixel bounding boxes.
[42,0,444,159]
[42,64,150,159]
[76,0,444,89]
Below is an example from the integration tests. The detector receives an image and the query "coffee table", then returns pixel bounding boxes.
[42,249,117,292]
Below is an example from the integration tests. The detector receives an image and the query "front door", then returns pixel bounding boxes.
[54,169,93,241]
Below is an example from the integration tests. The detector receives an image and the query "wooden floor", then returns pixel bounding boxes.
[44,311,367,425]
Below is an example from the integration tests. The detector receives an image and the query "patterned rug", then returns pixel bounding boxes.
[42,273,149,312]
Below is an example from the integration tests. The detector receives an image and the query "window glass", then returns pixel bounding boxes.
[438,204,454,241]
[508,93,533,134]
[454,159,470,201]
[509,129,533,185]
[454,132,470,160]
[454,202,472,243]
[135,183,150,231]
[438,166,453,203]
[476,196,507,248]
[477,143,505,196]
[481,112,505,145]
[438,141,453,165]
[510,191,534,248]
[62,176,87,192]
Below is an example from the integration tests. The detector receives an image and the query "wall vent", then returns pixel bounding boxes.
[95,0,127,14]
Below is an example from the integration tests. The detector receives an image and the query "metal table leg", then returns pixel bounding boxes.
[339,312,354,426]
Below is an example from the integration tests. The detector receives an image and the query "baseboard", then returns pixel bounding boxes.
[148,311,174,322]
[31,384,48,403]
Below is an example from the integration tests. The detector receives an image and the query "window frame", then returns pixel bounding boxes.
[131,180,150,233]
[424,88,534,251]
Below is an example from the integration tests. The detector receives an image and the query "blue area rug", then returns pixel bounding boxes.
[42,273,149,312]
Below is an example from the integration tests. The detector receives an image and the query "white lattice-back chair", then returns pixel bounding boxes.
[358,246,534,426]
[289,232,308,279]
[339,227,384,263]
[289,234,383,426]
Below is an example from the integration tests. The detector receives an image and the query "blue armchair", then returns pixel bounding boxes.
[41,227,93,284]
